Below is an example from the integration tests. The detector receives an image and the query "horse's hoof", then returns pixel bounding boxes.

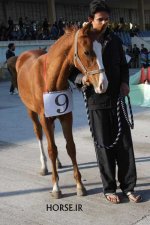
[77,187,87,196]
[56,161,63,169]
[39,168,49,176]
[51,190,62,199]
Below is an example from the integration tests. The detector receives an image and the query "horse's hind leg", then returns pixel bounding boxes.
[27,109,48,175]
[40,115,62,199]
[59,113,87,196]
[56,155,62,169]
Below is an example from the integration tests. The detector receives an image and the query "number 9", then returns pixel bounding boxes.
[55,94,69,114]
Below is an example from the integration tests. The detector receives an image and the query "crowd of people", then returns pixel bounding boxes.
[126,43,150,68]
[0,16,83,41]
[0,14,145,42]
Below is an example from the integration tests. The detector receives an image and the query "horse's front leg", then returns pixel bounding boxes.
[52,123,63,169]
[40,115,62,198]
[59,112,87,196]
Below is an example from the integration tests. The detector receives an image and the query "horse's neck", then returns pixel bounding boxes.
[46,34,74,91]
[47,57,70,91]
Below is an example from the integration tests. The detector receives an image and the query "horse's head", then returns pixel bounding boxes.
[73,22,108,94]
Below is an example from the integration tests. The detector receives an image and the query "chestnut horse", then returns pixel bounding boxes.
[16,23,108,198]
[7,49,63,168]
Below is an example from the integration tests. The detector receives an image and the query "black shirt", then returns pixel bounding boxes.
[6,49,15,60]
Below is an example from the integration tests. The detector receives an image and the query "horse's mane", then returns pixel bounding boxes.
[64,25,78,35]
[48,26,79,58]
[50,22,94,53]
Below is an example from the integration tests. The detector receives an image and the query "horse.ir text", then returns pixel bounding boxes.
[46,203,83,212]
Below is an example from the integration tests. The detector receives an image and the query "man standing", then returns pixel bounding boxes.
[140,44,148,68]
[70,0,142,203]
[6,43,16,95]
[132,44,140,68]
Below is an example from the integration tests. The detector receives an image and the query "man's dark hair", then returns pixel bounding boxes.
[8,43,15,49]
[89,0,111,18]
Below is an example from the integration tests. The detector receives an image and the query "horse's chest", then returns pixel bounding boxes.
[43,89,73,117]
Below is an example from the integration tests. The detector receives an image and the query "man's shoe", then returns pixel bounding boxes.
[14,88,18,95]
[125,192,142,203]
[105,193,120,204]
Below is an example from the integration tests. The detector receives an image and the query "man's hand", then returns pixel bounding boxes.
[120,82,130,96]
[82,76,90,86]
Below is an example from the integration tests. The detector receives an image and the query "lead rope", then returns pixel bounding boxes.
[120,95,134,129]
[82,87,134,150]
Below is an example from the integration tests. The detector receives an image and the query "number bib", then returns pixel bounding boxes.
[43,89,73,117]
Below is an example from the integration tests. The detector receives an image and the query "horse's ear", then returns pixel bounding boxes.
[64,25,76,34]
[43,46,47,51]
[82,22,101,40]
[81,22,92,36]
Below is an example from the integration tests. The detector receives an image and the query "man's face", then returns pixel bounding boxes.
[12,45,15,51]
[89,11,109,33]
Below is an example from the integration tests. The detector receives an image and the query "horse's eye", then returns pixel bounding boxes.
[84,51,90,56]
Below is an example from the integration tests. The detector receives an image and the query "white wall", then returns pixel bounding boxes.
[0,40,55,64]
[131,36,150,50]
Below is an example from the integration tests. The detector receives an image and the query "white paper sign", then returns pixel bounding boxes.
[43,89,73,117]
[125,54,131,63]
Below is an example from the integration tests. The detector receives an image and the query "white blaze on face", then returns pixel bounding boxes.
[93,40,108,93]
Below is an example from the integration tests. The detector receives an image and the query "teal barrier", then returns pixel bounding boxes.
[129,69,150,107]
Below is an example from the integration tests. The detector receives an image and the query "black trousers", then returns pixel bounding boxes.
[89,107,137,194]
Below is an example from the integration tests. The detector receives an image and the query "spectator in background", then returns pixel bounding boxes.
[140,44,148,68]
[148,51,150,67]
[18,17,24,40]
[57,18,65,37]
[8,17,14,30]
[126,46,133,68]
[7,17,14,40]
[42,18,49,35]
[0,22,7,40]
[18,17,24,29]
[132,44,140,68]
[50,23,59,40]
[6,43,15,59]
[141,44,148,53]
[24,16,30,36]
[6,43,16,95]
[118,17,125,32]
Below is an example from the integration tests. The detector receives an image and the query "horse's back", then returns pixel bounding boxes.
[16,49,46,73]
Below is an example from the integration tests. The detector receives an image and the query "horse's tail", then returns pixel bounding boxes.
[7,56,18,89]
